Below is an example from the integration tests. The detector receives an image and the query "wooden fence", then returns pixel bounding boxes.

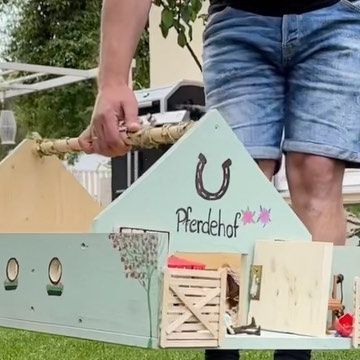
[69,168,112,207]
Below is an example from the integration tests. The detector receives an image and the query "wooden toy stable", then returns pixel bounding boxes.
[0,110,359,352]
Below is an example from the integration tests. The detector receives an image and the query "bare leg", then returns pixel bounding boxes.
[257,159,278,181]
[286,153,346,245]
[275,154,346,360]
[274,154,346,360]
[260,158,313,360]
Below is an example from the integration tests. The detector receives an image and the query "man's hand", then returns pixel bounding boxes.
[79,84,141,157]
[78,0,151,156]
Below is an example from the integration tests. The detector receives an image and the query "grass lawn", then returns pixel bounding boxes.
[0,329,358,360]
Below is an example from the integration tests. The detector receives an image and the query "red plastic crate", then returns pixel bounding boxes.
[167,255,206,270]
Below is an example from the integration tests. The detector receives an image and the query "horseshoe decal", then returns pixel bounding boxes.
[195,153,232,201]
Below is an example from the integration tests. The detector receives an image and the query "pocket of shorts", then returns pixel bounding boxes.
[340,0,360,13]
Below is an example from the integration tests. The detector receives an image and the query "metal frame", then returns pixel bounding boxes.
[0,62,98,100]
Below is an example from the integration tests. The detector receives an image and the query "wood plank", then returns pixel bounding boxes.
[169,294,220,306]
[166,286,220,335]
[0,140,102,232]
[169,268,221,279]
[163,340,218,348]
[169,284,219,337]
[160,270,171,348]
[248,241,333,337]
[170,278,220,288]
[176,322,219,332]
[167,331,216,340]
[170,287,219,296]
[168,314,219,323]
[167,305,220,314]
[218,268,227,345]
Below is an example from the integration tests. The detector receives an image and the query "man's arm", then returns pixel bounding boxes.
[99,0,151,89]
[79,0,152,157]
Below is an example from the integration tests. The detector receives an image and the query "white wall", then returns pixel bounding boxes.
[149,2,208,87]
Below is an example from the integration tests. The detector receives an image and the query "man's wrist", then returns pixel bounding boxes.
[98,77,129,92]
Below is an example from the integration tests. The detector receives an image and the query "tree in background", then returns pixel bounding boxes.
[0,0,204,141]
[154,0,204,71]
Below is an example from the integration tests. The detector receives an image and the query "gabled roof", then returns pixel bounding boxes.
[93,110,310,254]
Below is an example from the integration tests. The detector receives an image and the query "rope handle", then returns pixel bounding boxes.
[35,121,194,157]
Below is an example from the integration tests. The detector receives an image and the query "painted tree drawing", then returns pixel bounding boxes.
[109,231,159,347]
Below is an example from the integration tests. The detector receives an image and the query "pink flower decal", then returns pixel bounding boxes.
[242,208,255,225]
[257,206,271,227]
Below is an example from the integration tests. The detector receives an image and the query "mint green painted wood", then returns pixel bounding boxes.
[93,110,311,340]
[1,111,356,351]
[0,233,169,348]
[222,332,352,350]
[0,318,158,348]
[93,110,311,253]
[0,235,356,350]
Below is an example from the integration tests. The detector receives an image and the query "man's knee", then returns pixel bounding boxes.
[285,153,344,203]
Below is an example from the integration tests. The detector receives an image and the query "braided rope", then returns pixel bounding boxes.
[35,121,194,157]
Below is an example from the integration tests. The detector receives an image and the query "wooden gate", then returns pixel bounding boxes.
[160,267,227,348]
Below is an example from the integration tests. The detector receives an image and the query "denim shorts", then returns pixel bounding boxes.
[202,0,360,165]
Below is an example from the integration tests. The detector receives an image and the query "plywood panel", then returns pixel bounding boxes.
[248,241,333,337]
[0,140,102,232]
[0,233,169,349]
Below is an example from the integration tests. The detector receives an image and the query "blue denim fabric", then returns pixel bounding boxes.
[202,0,360,165]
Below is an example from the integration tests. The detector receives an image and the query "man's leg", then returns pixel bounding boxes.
[202,6,296,360]
[274,155,345,360]
[282,0,360,248]
[286,154,346,245]
[259,157,343,360]
[204,158,301,360]
[205,350,239,360]
[204,161,276,360]
[277,3,360,359]
[273,350,312,360]
[259,160,314,360]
